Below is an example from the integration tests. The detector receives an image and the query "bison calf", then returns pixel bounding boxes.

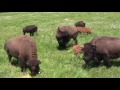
[56,26,80,49]
[23,25,37,36]
[74,21,86,27]
[77,27,92,34]
[4,35,41,76]
[72,45,84,56]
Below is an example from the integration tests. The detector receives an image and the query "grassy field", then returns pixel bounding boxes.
[1,12,120,78]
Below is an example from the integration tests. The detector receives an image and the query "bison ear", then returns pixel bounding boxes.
[91,44,96,50]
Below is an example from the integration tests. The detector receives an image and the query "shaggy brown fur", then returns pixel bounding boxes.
[4,35,41,76]
[82,36,120,67]
[56,26,80,49]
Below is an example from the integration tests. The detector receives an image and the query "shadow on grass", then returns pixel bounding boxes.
[57,46,68,50]
[11,59,19,67]
[82,60,120,70]
[57,43,74,50]
[82,61,96,71]
[111,61,120,67]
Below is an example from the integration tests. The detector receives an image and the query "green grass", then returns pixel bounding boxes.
[1,12,120,78]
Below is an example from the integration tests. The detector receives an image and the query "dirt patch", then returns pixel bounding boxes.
[16,74,32,78]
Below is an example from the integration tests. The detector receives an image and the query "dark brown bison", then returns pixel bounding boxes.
[23,25,37,36]
[77,27,93,34]
[4,35,41,76]
[82,36,120,67]
[74,21,85,27]
[56,26,80,49]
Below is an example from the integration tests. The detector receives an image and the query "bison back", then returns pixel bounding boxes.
[58,26,79,36]
[90,36,120,55]
[4,35,36,58]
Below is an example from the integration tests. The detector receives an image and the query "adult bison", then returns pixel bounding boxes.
[23,25,37,36]
[82,36,120,67]
[74,21,86,27]
[56,26,80,49]
[4,35,41,76]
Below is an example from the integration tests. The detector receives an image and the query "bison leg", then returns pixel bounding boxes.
[103,55,111,67]
[93,57,100,66]
[32,32,34,36]
[20,65,25,72]
[18,57,26,72]
[23,32,26,35]
[73,37,78,45]
[30,32,34,36]
[36,32,37,35]
[6,50,12,63]
[30,33,32,36]
[8,54,12,63]
[20,65,27,72]
[58,39,66,49]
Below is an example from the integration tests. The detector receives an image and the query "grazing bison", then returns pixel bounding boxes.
[4,35,41,75]
[72,45,84,56]
[82,36,120,67]
[56,26,80,49]
[74,21,85,27]
[77,27,92,34]
[23,25,37,36]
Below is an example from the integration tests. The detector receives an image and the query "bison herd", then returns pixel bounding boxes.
[3,20,120,77]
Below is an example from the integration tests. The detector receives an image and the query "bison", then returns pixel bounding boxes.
[4,35,41,76]
[74,21,86,27]
[23,25,37,36]
[82,36,120,67]
[72,45,84,56]
[77,27,92,34]
[56,26,80,49]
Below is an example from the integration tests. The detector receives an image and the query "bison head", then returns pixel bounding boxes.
[82,43,96,64]
[56,31,68,49]
[26,59,41,76]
